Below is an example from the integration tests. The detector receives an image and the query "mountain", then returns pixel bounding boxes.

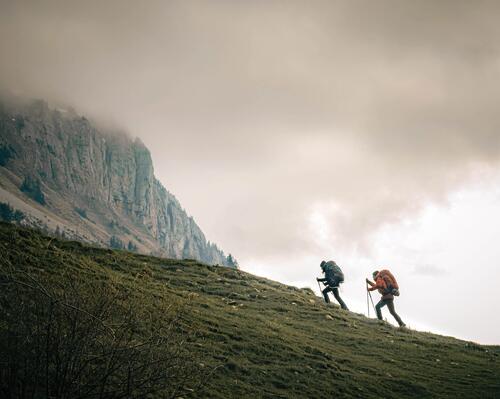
[0,96,233,266]
[1,222,499,398]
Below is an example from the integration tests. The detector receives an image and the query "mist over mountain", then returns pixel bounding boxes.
[0,95,234,267]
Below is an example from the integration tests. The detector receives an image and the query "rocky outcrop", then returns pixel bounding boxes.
[0,97,232,266]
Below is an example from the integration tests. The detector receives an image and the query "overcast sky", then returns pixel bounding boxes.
[1,0,500,344]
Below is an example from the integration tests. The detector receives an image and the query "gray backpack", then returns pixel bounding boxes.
[324,261,344,280]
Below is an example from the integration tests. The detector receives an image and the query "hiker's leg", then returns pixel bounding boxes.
[387,300,405,327]
[332,287,349,310]
[375,299,386,320]
[322,287,331,303]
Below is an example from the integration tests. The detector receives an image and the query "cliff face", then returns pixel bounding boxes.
[0,98,231,266]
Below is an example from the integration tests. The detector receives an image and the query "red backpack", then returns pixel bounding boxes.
[378,269,400,295]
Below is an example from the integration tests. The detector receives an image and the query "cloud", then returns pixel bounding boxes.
[1,0,500,261]
[412,264,447,276]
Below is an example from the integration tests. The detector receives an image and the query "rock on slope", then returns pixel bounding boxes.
[0,96,231,266]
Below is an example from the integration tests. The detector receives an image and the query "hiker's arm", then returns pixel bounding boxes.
[317,277,327,282]
[367,279,384,291]
[366,278,375,287]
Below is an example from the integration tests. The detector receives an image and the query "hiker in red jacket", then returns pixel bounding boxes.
[366,270,405,327]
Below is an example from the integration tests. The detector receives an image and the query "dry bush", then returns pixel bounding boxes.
[0,264,209,399]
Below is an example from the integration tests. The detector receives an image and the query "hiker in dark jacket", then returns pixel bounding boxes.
[367,270,405,327]
[317,260,349,310]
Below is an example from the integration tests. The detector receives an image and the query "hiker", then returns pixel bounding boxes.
[366,270,405,327]
[316,260,349,310]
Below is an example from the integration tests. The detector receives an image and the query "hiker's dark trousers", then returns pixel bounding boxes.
[322,280,348,310]
[375,299,405,327]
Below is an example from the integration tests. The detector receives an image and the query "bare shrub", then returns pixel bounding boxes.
[0,263,208,399]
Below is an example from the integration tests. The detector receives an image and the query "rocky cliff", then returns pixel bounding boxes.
[0,96,233,266]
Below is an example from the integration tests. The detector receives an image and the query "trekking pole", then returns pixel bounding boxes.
[366,287,370,317]
[367,287,376,314]
[316,279,322,296]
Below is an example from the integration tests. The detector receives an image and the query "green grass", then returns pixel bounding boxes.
[1,222,499,398]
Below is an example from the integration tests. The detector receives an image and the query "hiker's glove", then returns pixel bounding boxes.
[365,278,371,284]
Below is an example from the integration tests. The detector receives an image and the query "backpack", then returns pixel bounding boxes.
[378,269,400,296]
[330,262,343,277]
[324,261,344,281]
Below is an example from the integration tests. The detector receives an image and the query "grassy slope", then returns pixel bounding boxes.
[1,222,499,399]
